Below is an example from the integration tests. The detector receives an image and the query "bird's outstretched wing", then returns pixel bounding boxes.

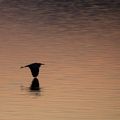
[21,63,44,77]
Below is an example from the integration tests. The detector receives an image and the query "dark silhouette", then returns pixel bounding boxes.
[21,63,44,90]
[21,63,44,77]
[30,78,40,90]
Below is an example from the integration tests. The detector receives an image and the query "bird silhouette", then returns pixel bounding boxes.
[21,63,44,77]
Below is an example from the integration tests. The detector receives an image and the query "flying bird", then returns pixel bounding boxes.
[21,63,44,77]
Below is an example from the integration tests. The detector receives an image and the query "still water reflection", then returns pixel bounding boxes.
[0,0,120,120]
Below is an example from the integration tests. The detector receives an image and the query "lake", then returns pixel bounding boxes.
[0,0,120,120]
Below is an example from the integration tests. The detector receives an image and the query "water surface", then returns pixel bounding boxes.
[0,0,120,120]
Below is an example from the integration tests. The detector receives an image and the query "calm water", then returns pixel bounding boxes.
[0,0,120,120]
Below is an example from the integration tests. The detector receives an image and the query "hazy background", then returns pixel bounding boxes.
[0,0,120,120]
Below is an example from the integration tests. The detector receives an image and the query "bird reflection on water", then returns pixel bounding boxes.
[21,63,44,91]
[30,78,40,90]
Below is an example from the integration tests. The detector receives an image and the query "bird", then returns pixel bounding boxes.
[21,63,44,78]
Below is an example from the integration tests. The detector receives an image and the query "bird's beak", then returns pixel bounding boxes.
[41,63,45,65]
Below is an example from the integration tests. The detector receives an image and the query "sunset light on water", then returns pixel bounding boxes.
[0,1,120,120]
